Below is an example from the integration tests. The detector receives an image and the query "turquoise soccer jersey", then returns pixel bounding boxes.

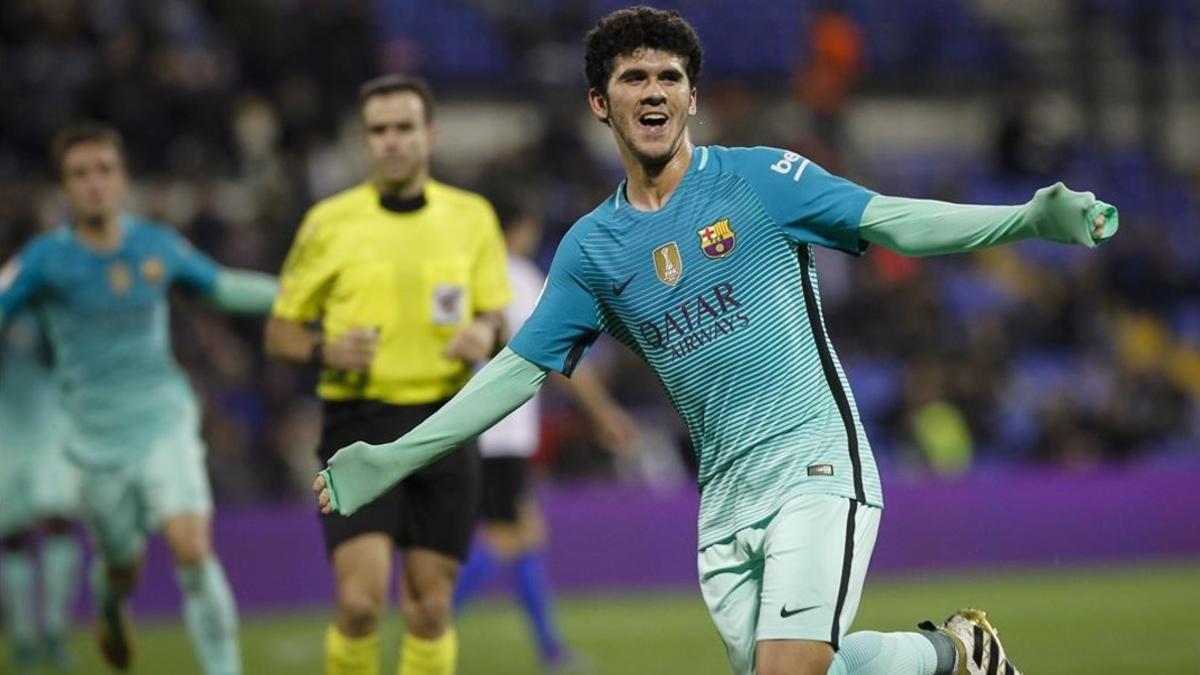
[0,313,60,459]
[508,146,885,548]
[0,217,219,467]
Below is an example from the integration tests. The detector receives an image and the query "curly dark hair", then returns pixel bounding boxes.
[584,6,703,94]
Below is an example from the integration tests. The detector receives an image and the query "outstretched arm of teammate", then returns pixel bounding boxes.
[858,182,1118,255]
[207,269,279,314]
[314,346,549,515]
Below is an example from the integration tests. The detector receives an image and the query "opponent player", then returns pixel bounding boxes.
[314,8,1118,675]
[0,224,82,673]
[0,123,278,675]
[452,197,637,671]
[265,75,510,675]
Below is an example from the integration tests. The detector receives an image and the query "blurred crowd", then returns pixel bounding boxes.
[1,0,1197,503]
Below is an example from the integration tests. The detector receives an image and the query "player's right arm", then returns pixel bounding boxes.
[315,229,603,515]
[0,241,49,334]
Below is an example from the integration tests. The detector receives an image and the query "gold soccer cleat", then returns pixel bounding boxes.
[919,608,1022,675]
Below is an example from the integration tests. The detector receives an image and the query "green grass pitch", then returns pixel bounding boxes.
[26,561,1200,674]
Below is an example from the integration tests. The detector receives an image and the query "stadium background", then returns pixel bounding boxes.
[1,0,1199,673]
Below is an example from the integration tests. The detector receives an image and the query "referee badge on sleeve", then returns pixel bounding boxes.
[432,284,466,325]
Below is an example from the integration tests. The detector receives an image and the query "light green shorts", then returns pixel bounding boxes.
[698,494,881,675]
[79,425,212,566]
[0,443,81,537]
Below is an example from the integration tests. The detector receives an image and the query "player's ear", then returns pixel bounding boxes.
[688,87,698,116]
[588,87,610,125]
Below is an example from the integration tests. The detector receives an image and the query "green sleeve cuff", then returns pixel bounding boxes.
[323,347,548,516]
[211,270,279,314]
[859,182,1118,256]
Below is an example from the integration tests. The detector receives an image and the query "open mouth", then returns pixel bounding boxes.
[638,112,669,130]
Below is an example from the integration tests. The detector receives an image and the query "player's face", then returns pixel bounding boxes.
[590,48,697,166]
[362,92,434,189]
[61,141,128,223]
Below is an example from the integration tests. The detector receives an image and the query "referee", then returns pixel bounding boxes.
[266,75,511,675]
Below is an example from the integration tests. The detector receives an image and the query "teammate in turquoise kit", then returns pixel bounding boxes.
[0,123,278,675]
[314,8,1118,675]
[0,220,83,673]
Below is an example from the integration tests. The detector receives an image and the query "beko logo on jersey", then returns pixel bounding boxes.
[638,281,750,360]
[769,150,810,182]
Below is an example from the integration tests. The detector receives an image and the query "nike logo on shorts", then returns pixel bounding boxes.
[780,604,820,618]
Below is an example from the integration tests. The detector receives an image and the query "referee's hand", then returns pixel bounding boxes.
[444,318,497,363]
[323,327,378,372]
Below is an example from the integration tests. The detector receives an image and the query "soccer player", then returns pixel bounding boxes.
[0,123,278,675]
[0,224,83,674]
[265,75,511,675]
[313,8,1119,675]
[452,197,637,671]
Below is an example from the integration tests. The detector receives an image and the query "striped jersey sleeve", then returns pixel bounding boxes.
[506,227,601,376]
[725,146,877,255]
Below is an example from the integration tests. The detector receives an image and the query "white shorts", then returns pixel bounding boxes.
[79,425,212,566]
[698,494,882,675]
[0,446,81,536]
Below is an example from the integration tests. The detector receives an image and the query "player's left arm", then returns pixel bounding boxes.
[165,230,279,313]
[733,147,1116,255]
[858,183,1118,255]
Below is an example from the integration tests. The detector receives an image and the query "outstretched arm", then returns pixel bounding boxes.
[164,229,279,313]
[314,347,549,515]
[206,269,279,314]
[859,182,1118,256]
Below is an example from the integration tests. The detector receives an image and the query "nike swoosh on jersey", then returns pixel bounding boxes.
[612,274,636,296]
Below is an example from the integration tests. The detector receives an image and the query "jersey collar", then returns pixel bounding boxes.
[613,145,708,214]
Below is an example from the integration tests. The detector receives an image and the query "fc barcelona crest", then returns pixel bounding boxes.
[698,219,736,259]
[141,257,164,283]
[653,242,683,287]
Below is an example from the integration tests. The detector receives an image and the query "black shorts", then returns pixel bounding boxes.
[479,456,530,523]
[317,399,481,561]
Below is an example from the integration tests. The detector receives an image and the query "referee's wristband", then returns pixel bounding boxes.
[309,340,324,369]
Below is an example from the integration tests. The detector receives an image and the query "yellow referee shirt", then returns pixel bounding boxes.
[274,180,512,404]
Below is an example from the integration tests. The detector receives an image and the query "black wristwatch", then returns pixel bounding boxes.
[309,340,324,369]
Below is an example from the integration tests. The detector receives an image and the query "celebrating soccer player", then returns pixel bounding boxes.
[0,222,83,674]
[0,123,278,675]
[265,75,511,675]
[313,8,1117,675]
